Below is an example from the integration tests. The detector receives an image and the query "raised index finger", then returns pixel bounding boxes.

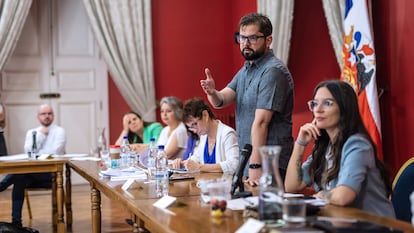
[204,68,213,80]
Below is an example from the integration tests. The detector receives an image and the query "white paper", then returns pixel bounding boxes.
[110,174,147,181]
[99,167,147,181]
[122,178,136,190]
[0,154,28,161]
[227,198,251,210]
[244,196,259,206]
[305,197,326,206]
[37,154,52,160]
[283,193,305,198]
[53,154,88,158]
[226,196,258,211]
[153,195,176,209]
[235,218,265,233]
[70,157,101,161]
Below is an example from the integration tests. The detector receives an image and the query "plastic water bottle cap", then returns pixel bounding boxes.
[123,136,128,139]
[158,145,164,150]
[150,138,155,142]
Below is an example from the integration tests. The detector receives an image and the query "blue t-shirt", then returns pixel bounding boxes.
[228,49,294,173]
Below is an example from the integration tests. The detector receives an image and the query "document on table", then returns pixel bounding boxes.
[0,154,29,161]
[69,156,101,161]
[99,167,147,181]
[227,194,326,211]
[53,154,89,158]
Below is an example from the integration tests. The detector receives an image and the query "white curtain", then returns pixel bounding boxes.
[82,0,156,121]
[322,0,345,68]
[0,0,32,71]
[257,0,294,65]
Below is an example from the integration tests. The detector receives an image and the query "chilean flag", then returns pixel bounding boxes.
[340,0,383,160]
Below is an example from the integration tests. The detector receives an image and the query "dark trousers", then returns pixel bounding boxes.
[0,173,51,221]
[0,132,7,156]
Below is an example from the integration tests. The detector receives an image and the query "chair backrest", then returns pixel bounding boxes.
[391,157,414,222]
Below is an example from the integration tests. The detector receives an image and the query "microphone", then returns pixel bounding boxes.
[29,131,38,160]
[31,131,37,153]
[231,144,253,198]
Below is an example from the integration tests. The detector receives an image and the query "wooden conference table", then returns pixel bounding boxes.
[68,160,414,233]
[0,156,67,233]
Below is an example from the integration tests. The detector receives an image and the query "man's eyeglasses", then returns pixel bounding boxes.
[39,112,53,116]
[307,99,335,112]
[234,33,266,45]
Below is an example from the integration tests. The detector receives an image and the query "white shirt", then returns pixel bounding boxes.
[24,124,66,155]
[157,122,188,159]
[190,121,239,174]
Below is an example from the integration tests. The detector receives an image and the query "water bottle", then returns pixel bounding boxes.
[120,136,130,168]
[155,145,169,197]
[147,138,157,179]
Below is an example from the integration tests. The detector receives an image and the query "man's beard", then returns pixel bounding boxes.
[241,46,266,61]
[42,121,52,127]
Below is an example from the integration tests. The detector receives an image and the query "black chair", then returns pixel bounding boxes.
[391,157,414,222]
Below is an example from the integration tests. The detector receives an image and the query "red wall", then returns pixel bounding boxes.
[109,0,256,143]
[373,0,414,176]
[109,0,414,177]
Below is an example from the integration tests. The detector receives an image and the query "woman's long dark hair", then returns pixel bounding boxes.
[308,80,391,196]
[124,111,153,144]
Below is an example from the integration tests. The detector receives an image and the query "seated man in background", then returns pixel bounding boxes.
[0,104,66,227]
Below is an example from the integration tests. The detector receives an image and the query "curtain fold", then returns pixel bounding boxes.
[0,0,32,71]
[322,0,345,69]
[257,0,294,65]
[82,0,156,121]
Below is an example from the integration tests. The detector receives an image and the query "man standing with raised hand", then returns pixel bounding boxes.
[201,13,294,186]
[0,104,66,227]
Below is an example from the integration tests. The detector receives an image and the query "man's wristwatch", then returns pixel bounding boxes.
[249,163,262,169]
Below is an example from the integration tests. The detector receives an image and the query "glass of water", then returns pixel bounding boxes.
[100,148,110,168]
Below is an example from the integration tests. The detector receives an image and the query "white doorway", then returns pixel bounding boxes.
[0,0,108,184]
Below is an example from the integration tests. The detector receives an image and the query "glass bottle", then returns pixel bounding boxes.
[258,145,284,226]
[97,127,107,157]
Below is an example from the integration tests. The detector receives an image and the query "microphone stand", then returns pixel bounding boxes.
[231,179,252,198]
[231,144,253,198]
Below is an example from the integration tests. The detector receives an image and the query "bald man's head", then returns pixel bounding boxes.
[37,104,54,127]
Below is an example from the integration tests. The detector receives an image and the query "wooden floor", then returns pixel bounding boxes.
[0,184,133,233]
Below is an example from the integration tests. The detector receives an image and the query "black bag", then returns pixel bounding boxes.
[0,222,39,233]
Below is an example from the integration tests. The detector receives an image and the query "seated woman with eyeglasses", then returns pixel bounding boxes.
[285,80,395,218]
[172,97,239,174]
